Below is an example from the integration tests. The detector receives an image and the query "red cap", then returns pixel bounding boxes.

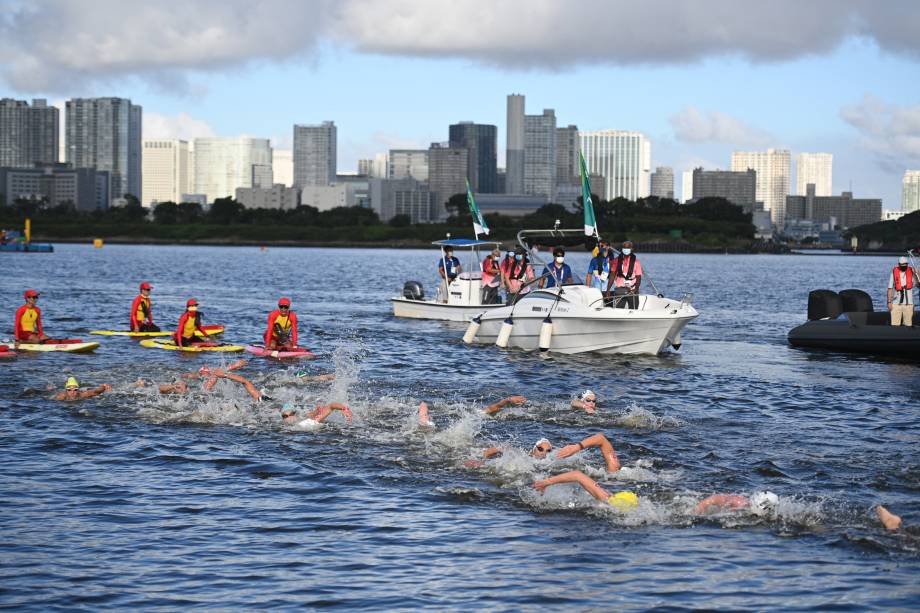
[278,297,291,307]
[140,282,152,290]
[24,289,39,299]
[186,298,199,307]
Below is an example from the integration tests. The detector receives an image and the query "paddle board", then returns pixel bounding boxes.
[140,339,244,353]
[90,325,224,337]
[15,341,100,353]
[0,345,15,358]
[244,345,316,359]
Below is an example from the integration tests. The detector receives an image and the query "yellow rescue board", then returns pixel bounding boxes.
[90,325,224,337]
[139,339,244,353]
[16,342,100,353]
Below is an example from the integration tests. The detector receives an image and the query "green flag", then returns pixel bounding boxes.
[466,178,489,236]
[580,152,598,237]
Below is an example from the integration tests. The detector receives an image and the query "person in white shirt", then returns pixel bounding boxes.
[887,256,916,327]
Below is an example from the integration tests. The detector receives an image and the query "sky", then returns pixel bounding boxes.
[1,0,919,209]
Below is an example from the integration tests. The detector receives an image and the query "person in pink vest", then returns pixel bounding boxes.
[608,241,643,309]
[480,247,502,304]
[887,256,915,326]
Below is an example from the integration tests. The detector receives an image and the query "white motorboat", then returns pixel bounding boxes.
[462,228,699,354]
[392,238,507,322]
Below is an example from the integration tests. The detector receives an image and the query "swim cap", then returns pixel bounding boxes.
[750,491,779,516]
[608,491,639,511]
[580,389,596,401]
[531,437,552,454]
[65,376,79,389]
[140,282,152,290]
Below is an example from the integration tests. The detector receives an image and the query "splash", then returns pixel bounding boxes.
[614,402,682,430]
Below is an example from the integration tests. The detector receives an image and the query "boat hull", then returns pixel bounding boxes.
[788,316,920,358]
[391,297,502,322]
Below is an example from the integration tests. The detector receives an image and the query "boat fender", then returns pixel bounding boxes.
[538,316,553,352]
[495,316,514,348]
[462,315,482,344]
[670,333,682,350]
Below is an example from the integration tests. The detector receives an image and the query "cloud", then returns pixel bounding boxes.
[670,107,773,147]
[840,94,920,172]
[143,112,216,141]
[1,1,919,93]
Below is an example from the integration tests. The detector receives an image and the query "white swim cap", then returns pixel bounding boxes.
[580,389,596,401]
[531,438,552,454]
[750,491,779,516]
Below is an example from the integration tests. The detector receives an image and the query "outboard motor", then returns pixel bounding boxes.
[839,289,873,313]
[807,290,843,321]
[403,281,424,301]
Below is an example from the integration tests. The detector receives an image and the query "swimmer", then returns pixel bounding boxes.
[877,505,902,531]
[533,469,639,511]
[483,395,528,415]
[281,402,353,427]
[694,491,779,517]
[183,360,269,402]
[571,389,598,413]
[466,432,620,472]
[134,379,189,394]
[53,376,112,401]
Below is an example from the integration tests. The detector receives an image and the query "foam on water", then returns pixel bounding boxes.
[614,402,683,430]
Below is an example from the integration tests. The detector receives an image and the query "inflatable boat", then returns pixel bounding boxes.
[788,289,920,358]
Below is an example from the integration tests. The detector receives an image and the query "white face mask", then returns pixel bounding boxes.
[622,248,632,255]
[555,256,564,264]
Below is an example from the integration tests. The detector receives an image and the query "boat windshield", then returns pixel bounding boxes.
[516,228,600,269]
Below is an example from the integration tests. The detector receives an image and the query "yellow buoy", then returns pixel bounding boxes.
[93,239,104,248]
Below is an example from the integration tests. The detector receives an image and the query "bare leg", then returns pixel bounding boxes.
[877,505,902,531]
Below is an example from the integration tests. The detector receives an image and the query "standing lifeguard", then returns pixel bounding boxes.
[130,282,160,332]
[264,297,298,350]
[175,299,210,347]
[15,290,49,343]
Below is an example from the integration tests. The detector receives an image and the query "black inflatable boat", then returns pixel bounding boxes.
[788,289,920,358]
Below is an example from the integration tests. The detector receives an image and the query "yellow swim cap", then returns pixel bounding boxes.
[608,491,638,511]
[65,376,79,389]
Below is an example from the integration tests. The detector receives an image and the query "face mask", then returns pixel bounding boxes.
[515,255,522,261]
[900,265,908,270]
[555,256,564,264]
[622,248,632,255]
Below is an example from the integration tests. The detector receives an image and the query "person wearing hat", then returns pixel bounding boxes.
[264,297,298,350]
[533,470,638,512]
[571,389,599,413]
[539,246,574,288]
[437,246,463,303]
[480,247,503,304]
[53,376,112,401]
[15,289,49,343]
[130,282,159,332]
[175,298,211,347]
[887,256,916,326]
[466,431,621,473]
[585,241,611,293]
[608,240,643,309]
[693,491,780,517]
[504,246,535,297]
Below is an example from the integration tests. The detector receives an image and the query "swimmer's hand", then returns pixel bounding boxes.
[507,395,527,405]
[533,480,548,494]
[554,444,582,459]
[463,459,484,469]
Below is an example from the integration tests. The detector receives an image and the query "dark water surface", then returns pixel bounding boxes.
[1,245,919,611]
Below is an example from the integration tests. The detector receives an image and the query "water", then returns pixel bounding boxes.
[2,245,919,610]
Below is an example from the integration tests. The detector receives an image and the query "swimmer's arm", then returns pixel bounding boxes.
[483,395,527,415]
[694,494,748,514]
[80,384,112,398]
[203,376,220,391]
[533,470,609,503]
[570,399,595,413]
[226,359,248,372]
[554,434,620,472]
[52,392,67,401]
[462,447,502,469]
[300,373,334,382]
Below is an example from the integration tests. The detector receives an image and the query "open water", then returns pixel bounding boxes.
[1,244,919,611]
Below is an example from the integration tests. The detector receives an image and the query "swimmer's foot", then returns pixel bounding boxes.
[877,505,902,531]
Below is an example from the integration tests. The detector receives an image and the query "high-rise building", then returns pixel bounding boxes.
[731,149,791,226]
[272,149,293,187]
[556,125,579,185]
[428,143,468,221]
[235,184,299,210]
[448,122,497,193]
[903,170,920,214]
[0,98,59,168]
[192,137,272,204]
[142,139,188,206]
[579,130,651,201]
[691,168,757,210]
[785,185,881,229]
[66,97,142,199]
[681,170,693,204]
[650,166,674,199]
[389,149,429,181]
[796,152,832,196]
[524,109,556,200]
[358,153,388,178]
[506,94,525,194]
[293,121,336,187]
[0,163,110,211]
[369,178,432,223]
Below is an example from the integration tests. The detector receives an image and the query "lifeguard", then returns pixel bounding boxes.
[14,289,49,343]
[264,297,298,350]
[130,282,159,332]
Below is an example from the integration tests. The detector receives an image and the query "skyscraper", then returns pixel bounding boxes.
[193,137,272,204]
[505,94,525,194]
[66,97,142,199]
[0,98,59,168]
[556,125,579,185]
[428,143,467,221]
[650,167,675,199]
[293,121,336,187]
[731,149,791,226]
[681,170,693,204]
[142,139,189,206]
[448,122,497,193]
[579,130,651,201]
[524,109,556,200]
[389,150,429,181]
[903,170,920,214]
[796,152,832,196]
[272,149,294,187]
[691,168,757,209]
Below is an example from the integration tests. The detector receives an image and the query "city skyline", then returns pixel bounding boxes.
[0,1,918,209]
